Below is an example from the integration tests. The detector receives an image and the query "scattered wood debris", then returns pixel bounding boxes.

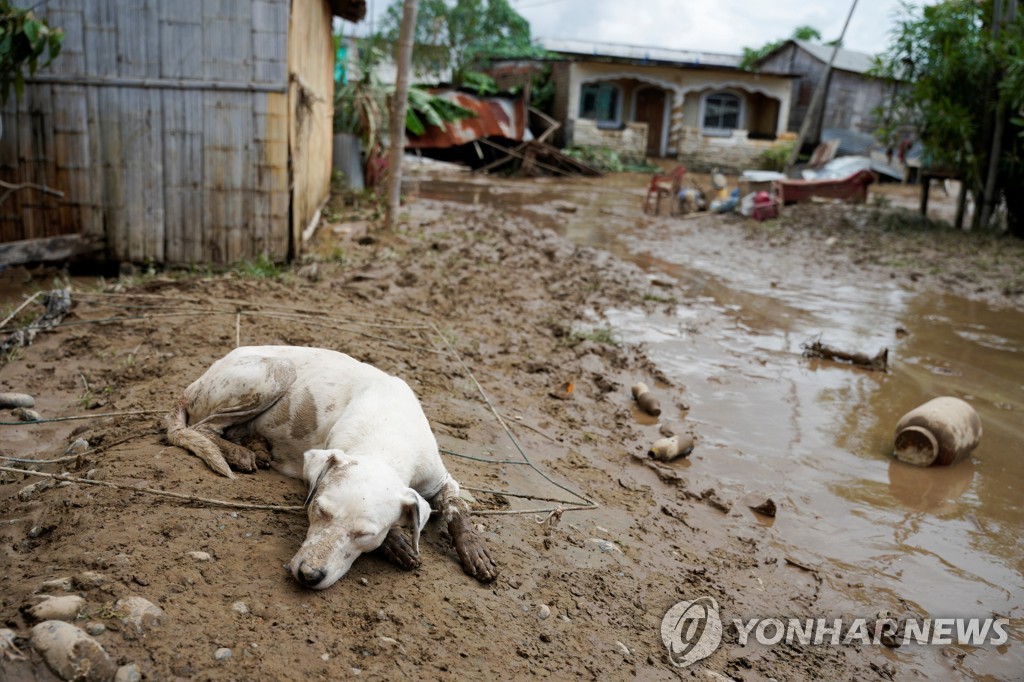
[802,337,888,371]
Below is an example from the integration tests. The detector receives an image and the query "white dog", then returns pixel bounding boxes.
[165,346,497,588]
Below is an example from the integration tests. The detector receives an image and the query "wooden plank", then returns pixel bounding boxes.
[159,0,204,79]
[44,1,86,77]
[83,0,118,76]
[0,234,103,268]
[82,85,106,239]
[161,88,204,265]
[115,0,160,78]
[141,88,166,262]
[96,86,125,259]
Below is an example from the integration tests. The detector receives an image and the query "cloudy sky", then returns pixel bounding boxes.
[350,0,931,57]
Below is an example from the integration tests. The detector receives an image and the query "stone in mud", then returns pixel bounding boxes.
[74,571,108,589]
[188,550,212,562]
[214,647,232,660]
[30,620,117,682]
[1,627,27,661]
[24,595,86,623]
[65,438,90,455]
[18,480,54,501]
[538,604,551,620]
[231,601,249,615]
[115,596,165,638]
[84,623,106,636]
[12,407,42,422]
[114,663,142,682]
[39,577,73,593]
[0,392,34,409]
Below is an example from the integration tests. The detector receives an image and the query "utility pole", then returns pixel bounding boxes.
[784,0,859,174]
[385,0,418,230]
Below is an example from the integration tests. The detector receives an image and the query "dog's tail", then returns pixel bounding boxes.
[165,396,235,479]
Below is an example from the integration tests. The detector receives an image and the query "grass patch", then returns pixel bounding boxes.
[233,255,283,280]
[571,326,617,346]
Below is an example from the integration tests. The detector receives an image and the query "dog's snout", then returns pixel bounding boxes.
[296,562,326,587]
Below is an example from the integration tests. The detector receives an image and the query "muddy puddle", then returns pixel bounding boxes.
[408,170,1024,679]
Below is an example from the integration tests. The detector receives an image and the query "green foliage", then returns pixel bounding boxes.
[378,0,544,87]
[233,255,282,280]
[0,1,63,103]
[754,142,794,171]
[874,0,1024,236]
[740,25,821,71]
[334,40,475,148]
[405,86,475,135]
[563,146,624,173]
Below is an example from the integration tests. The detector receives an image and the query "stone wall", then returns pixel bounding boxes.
[571,119,649,164]
[677,126,786,173]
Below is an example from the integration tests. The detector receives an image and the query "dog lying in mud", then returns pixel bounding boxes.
[165,346,497,588]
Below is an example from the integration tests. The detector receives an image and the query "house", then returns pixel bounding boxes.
[503,38,795,171]
[0,0,365,268]
[756,39,888,143]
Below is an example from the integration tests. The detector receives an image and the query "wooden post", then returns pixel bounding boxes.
[784,0,859,174]
[384,0,419,230]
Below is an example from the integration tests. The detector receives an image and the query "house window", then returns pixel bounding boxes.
[579,83,621,127]
[702,92,742,133]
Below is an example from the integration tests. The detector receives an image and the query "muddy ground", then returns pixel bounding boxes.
[0,174,1019,681]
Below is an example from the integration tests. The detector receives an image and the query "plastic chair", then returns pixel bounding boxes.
[643,165,687,216]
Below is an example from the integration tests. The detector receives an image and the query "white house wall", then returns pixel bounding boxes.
[564,60,792,167]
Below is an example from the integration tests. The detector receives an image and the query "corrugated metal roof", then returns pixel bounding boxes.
[405,91,527,149]
[538,38,742,69]
[791,39,876,75]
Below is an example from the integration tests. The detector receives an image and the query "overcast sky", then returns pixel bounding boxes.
[349,0,932,57]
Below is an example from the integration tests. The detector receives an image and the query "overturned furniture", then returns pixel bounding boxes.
[773,170,876,206]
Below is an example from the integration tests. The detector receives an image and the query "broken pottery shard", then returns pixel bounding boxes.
[30,620,117,682]
[631,382,662,417]
[0,392,35,409]
[648,433,695,462]
[894,396,982,467]
[116,596,165,638]
[548,380,575,400]
[749,498,777,518]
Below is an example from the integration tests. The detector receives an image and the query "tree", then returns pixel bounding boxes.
[740,25,822,71]
[874,0,1024,237]
[377,0,541,86]
[0,1,63,103]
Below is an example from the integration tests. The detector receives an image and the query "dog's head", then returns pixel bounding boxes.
[289,449,430,589]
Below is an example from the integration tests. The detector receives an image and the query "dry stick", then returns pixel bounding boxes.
[0,410,164,426]
[0,466,305,512]
[462,486,582,506]
[474,504,595,517]
[430,322,597,511]
[235,312,241,348]
[0,291,44,332]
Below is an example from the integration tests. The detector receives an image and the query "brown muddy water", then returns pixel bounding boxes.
[408,169,1023,680]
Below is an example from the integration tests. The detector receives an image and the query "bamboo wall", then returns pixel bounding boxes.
[0,0,332,265]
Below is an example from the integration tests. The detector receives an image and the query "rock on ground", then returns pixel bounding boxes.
[30,620,116,682]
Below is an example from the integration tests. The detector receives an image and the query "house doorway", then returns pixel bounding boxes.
[634,87,668,157]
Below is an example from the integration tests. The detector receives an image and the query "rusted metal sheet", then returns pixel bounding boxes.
[406,91,527,149]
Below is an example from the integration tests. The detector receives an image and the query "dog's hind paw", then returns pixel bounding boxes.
[378,527,421,570]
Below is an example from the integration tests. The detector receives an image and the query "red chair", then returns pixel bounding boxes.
[643,165,687,216]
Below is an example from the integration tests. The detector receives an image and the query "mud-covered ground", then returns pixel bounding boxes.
[0,174,1019,680]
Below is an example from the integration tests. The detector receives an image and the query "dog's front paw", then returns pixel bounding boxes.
[449,516,497,583]
[378,527,421,570]
[458,538,498,583]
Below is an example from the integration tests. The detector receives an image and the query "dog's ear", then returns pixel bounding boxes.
[303,449,341,506]
[399,488,431,555]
